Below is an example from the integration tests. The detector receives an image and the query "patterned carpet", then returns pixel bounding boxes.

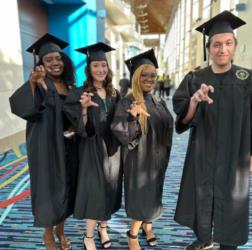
[1,103,252,249]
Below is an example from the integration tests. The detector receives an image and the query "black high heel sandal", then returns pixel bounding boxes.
[127,230,141,250]
[83,233,94,250]
[97,223,111,249]
[141,223,157,247]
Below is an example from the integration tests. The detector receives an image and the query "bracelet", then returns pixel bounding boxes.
[82,113,87,116]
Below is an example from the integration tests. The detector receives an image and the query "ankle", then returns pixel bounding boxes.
[84,233,94,239]
[127,230,138,239]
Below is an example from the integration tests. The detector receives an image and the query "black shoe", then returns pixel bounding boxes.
[97,223,111,249]
[185,239,214,250]
[83,233,94,250]
[141,223,157,247]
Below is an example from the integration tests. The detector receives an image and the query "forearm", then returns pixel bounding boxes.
[82,108,88,126]
[182,97,199,124]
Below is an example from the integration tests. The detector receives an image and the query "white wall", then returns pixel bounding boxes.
[234,0,252,68]
[0,0,25,152]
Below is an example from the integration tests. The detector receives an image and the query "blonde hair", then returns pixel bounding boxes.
[131,64,151,134]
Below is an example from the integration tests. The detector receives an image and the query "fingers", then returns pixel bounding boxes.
[193,84,214,104]
[34,65,45,72]
[90,101,99,107]
[39,79,48,91]
[80,92,99,108]
[141,109,150,117]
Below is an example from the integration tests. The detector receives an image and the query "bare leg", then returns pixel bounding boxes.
[142,222,157,246]
[43,227,57,250]
[83,219,97,250]
[127,220,142,250]
[55,221,71,249]
[97,221,111,248]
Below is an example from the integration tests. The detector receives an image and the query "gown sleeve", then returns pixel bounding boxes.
[172,72,200,133]
[63,87,95,138]
[9,81,46,122]
[111,97,142,150]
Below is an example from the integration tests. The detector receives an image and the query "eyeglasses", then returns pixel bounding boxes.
[140,73,158,81]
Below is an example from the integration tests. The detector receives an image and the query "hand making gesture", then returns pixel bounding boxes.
[192,83,214,104]
[80,92,99,109]
[29,65,48,91]
[127,101,150,117]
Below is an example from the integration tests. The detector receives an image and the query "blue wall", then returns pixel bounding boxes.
[47,0,102,86]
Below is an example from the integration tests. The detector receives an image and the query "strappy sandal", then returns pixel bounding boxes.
[141,223,157,247]
[127,230,141,250]
[97,222,111,249]
[83,233,95,250]
[54,229,71,250]
[43,233,58,250]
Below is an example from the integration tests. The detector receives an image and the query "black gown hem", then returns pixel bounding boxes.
[73,214,112,221]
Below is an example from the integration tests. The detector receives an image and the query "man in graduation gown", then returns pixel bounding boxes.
[173,11,251,250]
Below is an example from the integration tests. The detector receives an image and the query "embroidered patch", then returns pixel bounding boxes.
[235,69,249,80]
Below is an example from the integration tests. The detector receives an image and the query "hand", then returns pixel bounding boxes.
[29,65,48,91]
[127,101,150,117]
[80,92,99,109]
[192,83,214,104]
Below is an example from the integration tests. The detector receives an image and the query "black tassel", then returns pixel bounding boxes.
[203,27,207,61]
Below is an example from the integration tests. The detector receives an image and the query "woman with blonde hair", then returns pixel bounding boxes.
[111,49,173,250]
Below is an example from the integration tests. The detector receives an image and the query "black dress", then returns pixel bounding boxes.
[172,65,252,246]
[63,87,122,221]
[111,94,173,221]
[9,78,78,227]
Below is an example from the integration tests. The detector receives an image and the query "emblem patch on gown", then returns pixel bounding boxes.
[235,69,249,80]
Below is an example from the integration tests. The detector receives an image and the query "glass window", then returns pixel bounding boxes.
[192,0,199,21]
[202,0,211,19]
[220,0,231,11]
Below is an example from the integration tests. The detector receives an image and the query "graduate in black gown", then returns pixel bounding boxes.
[63,42,122,250]
[111,49,173,250]
[9,33,78,250]
[172,11,251,250]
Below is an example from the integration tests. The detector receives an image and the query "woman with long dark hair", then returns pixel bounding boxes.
[63,42,122,250]
[9,33,78,250]
[111,49,173,250]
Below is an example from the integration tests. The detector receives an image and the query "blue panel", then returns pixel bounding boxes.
[235,3,247,11]
[47,0,99,86]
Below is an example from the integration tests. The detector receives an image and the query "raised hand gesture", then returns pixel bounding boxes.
[192,83,214,104]
[29,65,48,91]
[80,92,99,109]
[127,101,150,117]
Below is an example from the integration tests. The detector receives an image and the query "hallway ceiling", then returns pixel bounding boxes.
[127,0,179,34]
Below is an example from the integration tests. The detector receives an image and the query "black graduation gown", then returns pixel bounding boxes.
[63,87,122,221]
[172,65,252,246]
[111,94,173,221]
[9,78,78,227]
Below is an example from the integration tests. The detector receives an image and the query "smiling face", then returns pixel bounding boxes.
[139,64,157,94]
[208,33,236,69]
[42,51,64,78]
[89,60,108,83]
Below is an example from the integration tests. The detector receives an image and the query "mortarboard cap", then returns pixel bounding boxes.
[195,10,246,61]
[26,33,69,67]
[125,48,158,80]
[75,42,115,62]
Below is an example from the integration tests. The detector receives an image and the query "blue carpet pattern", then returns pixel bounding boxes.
[1,100,252,249]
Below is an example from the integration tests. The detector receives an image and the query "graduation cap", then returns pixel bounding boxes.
[195,10,246,61]
[125,48,158,80]
[26,33,69,66]
[75,42,115,62]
